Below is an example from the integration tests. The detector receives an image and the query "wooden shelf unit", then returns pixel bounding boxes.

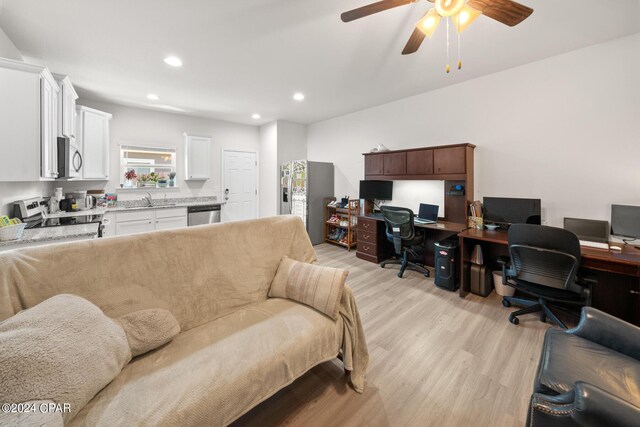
[324,197,359,251]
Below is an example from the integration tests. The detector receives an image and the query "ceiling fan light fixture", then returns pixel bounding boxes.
[454,5,481,33]
[416,9,441,38]
[435,0,466,17]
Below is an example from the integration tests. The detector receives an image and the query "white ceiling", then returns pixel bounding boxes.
[1,0,639,125]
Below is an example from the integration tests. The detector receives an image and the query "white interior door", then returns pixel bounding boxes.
[223,150,257,222]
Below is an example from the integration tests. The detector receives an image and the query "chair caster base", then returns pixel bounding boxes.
[380,263,386,268]
[502,299,511,308]
[509,315,519,325]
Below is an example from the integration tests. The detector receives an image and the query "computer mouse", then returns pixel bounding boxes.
[610,245,622,252]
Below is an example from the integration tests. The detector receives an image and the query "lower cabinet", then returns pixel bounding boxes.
[155,208,188,231]
[110,208,187,237]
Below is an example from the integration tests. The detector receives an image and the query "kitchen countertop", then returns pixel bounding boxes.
[0,197,222,249]
[0,223,99,249]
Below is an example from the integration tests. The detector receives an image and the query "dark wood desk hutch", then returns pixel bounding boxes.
[357,143,475,264]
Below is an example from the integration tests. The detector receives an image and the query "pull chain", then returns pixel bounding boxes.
[457,15,462,70]
[446,17,451,74]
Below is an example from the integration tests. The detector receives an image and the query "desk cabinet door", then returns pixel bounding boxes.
[384,152,406,175]
[364,154,384,176]
[407,149,434,175]
[434,147,466,174]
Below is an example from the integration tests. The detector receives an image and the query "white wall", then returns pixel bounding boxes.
[62,100,260,202]
[258,120,308,217]
[307,33,640,227]
[259,122,278,217]
[0,24,22,61]
[276,121,307,165]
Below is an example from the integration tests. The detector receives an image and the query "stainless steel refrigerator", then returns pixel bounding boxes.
[280,160,334,245]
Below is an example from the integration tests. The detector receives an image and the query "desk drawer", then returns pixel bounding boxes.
[358,217,378,232]
[357,241,377,256]
[359,230,376,243]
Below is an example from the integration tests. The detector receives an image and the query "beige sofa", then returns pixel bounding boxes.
[0,216,368,426]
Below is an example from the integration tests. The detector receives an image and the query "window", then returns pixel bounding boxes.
[120,145,177,187]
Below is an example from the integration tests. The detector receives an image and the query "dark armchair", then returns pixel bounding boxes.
[379,206,429,278]
[528,307,640,426]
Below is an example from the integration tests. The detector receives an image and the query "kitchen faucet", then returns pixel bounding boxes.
[142,192,153,207]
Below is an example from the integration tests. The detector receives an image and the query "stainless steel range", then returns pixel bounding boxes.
[13,197,103,235]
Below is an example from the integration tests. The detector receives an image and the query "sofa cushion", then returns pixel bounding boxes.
[535,329,640,407]
[116,309,181,357]
[69,298,343,427]
[0,295,131,423]
[269,256,347,320]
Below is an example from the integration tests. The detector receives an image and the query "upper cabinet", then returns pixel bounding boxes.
[184,134,211,180]
[0,58,59,181]
[77,106,112,180]
[364,144,474,180]
[52,74,78,139]
[433,146,467,175]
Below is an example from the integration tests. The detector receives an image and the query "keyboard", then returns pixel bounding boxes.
[579,240,609,250]
[415,218,436,225]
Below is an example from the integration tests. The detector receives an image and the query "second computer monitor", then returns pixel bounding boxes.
[418,204,439,221]
[483,197,541,226]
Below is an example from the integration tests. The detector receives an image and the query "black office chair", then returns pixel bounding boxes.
[379,206,430,278]
[499,224,594,328]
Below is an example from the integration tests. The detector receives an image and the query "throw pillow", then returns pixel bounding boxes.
[116,308,181,357]
[0,294,131,423]
[269,256,348,320]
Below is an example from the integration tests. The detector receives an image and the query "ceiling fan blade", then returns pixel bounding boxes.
[466,0,533,27]
[341,0,414,23]
[402,27,427,55]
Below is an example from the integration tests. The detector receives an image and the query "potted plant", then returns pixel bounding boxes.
[168,172,176,187]
[137,174,155,188]
[157,173,168,188]
[124,170,137,188]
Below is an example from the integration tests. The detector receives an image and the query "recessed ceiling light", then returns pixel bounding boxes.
[293,92,305,101]
[163,56,183,67]
[147,94,160,100]
[251,113,261,120]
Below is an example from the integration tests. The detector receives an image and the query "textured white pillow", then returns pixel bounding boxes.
[0,294,131,423]
[116,308,181,357]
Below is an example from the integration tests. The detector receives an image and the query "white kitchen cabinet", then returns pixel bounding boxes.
[113,207,187,236]
[155,216,188,231]
[77,106,111,180]
[52,74,78,139]
[155,207,188,230]
[0,58,59,181]
[184,134,211,180]
[115,218,155,236]
[100,212,115,238]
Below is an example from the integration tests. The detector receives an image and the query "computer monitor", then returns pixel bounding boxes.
[359,180,393,200]
[418,204,439,221]
[611,204,640,240]
[483,197,541,226]
[564,218,609,244]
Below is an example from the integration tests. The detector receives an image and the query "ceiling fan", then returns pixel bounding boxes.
[341,0,534,58]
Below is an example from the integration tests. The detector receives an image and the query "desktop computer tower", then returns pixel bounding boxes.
[434,235,459,291]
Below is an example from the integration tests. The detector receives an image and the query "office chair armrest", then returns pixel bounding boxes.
[529,382,640,427]
[497,256,510,266]
[568,307,640,359]
[497,256,514,285]
[576,272,598,286]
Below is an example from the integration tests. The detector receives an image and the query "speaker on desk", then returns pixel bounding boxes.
[469,264,494,297]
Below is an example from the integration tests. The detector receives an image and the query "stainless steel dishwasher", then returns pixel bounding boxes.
[187,204,221,226]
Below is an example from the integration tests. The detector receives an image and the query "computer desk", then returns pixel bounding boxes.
[356,215,467,267]
[458,228,640,326]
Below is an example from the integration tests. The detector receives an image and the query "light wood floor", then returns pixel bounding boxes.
[234,244,555,427]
